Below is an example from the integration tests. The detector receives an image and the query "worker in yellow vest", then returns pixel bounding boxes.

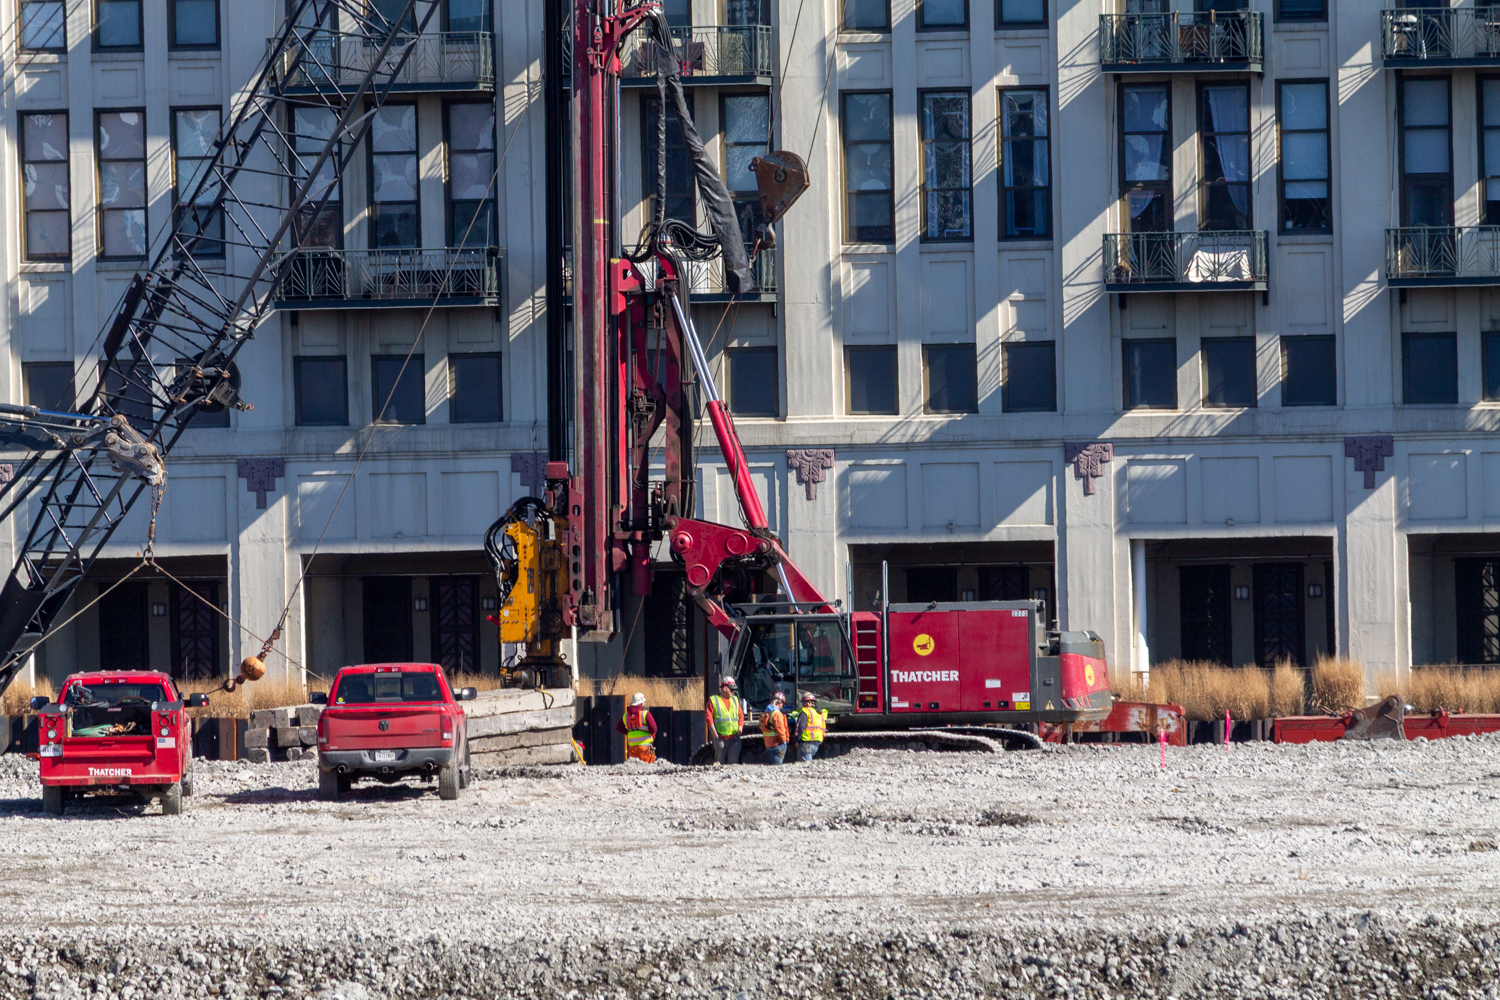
[704,677,745,765]
[615,692,658,763]
[792,691,828,762]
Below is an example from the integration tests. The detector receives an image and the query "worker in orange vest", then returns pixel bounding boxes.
[760,690,790,765]
[616,692,658,763]
[705,676,745,765]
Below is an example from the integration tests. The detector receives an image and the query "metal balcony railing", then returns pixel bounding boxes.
[271,247,502,308]
[267,31,495,93]
[1099,11,1263,72]
[1383,7,1500,65]
[1103,231,1268,291]
[684,244,778,301]
[621,25,774,82]
[1386,227,1500,285]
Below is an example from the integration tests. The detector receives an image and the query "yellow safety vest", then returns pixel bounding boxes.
[622,709,653,748]
[797,706,827,743]
[709,694,741,737]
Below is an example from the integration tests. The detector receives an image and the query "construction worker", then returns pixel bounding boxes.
[792,691,828,762]
[760,690,790,765]
[616,693,658,763]
[706,677,745,765]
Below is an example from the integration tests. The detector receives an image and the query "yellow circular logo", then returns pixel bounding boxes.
[913,634,935,656]
[1085,664,1096,687]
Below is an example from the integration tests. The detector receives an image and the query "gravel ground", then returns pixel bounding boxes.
[2,735,1500,999]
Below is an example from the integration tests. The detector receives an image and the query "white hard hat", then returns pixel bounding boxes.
[630,692,646,707]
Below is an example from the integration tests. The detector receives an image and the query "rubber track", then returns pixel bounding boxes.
[823,729,1045,753]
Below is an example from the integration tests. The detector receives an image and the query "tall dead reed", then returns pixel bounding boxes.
[1309,655,1366,714]
[0,677,54,717]
[575,675,705,710]
[1110,660,1307,720]
[1374,665,1500,713]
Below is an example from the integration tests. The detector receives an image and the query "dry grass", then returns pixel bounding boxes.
[1375,665,1500,714]
[1310,655,1367,714]
[1111,660,1308,721]
[1268,661,1307,717]
[575,675,705,710]
[0,677,54,717]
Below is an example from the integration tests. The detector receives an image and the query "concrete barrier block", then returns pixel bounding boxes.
[244,747,271,763]
[244,727,270,749]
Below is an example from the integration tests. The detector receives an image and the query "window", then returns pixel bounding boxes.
[99,582,148,671]
[727,348,777,416]
[97,111,147,259]
[662,0,690,26]
[1000,89,1050,238]
[919,0,967,29]
[1275,0,1324,21]
[1457,558,1500,664]
[372,355,426,423]
[96,0,142,49]
[727,0,770,23]
[170,0,219,49]
[643,96,695,224]
[1401,77,1452,227]
[293,106,341,248]
[371,0,415,35]
[175,358,230,428]
[23,362,73,412]
[430,578,479,675]
[447,103,496,246]
[1199,84,1250,230]
[997,0,1044,25]
[446,0,490,32]
[449,353,502,423]
[723,94,771,243]
[1002,341,1055,411]
[1123,338,1176,409]
[1281,335,1336,406]
[370,104,418,249]
[21,113,70,262]
[1121,84,1171,232]
[1482,79,1500,224]
[170,581,221,680]
[294,356,349,426]
[174,108,225,257]
[1278,81,1330,232]
[842,92,894,243]
[1403,332,1457,404]
[845,346,898,414]
[923,344,977,413]
[920,91,972,240]
[1200,336,1256,408]
[1486,332,1500,400]
[843,0,889,29]
[21,1,66,51]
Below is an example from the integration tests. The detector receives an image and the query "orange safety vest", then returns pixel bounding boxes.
[797,705,827,743]
[709,694,741,736]
[622,707,654,748]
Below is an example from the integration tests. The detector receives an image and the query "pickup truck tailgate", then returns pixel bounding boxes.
[323,706,446,749]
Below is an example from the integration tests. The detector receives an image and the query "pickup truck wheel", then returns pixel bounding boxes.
[459,742,471,789]
[41,785,63,816]
[318,768,341,802]
[181,761,195,798]
[161,782,183,816]
[439,763,460,800]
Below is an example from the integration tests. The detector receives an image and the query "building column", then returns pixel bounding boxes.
[1058,457,1120,669]
[232,458,295,683]
[1342,466,1400,686]
[1131,538,1150,680]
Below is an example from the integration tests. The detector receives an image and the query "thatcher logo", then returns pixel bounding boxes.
[912,633,935,656]
[1085,664,1096,687]
[88,767,132,777]
[892,669,958,683]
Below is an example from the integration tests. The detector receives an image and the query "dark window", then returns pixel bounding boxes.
[174,108,225,257]
[1002,341,1055,411]
[1456,558,1500,664]
[170,581,221,680]
[449,352,502,423]
[846,346,898,414]
[372,355,426,423]
[723,94,771,244]
[920,91,972,240]
[97,110,147,259]
[1123,338,1176,409]
[446,0,490,32]
[1000,89,1050,238]
[371,0,415,35]
[1483,79,1500,225]
[99,361,154,428]
[170,0,219,48]
[370,104,418,249]
[96,0,142,49]
[842,92,894,243]
[294,356,349,426]
[1403,331,1458,404]
[918,0,967,28]
[923,344,978,413]
[430,577,479,675]
[1201,336,1256,408]
[21,1,66,51]
[1323,560,1335,657]
[1121,84,1171,232]
[843,0,890,29]
[21,112,70,261]
[23,362,73,412]
[1275,0,1324,21]
[997,0,1044,26]
[643,96,695,224]
[362,577,413,663]
[727,347,778,416]
[447,103,496,246]
[727,0,771,24]
[175,357,230,428]
[1400,77,1452,227]
[1200,83,1251,230]
[1180,565,1232,664]
[1281,335,1336,406]
[99,581,148,671]
[906,567,958,602]
[1278,81,1330,232]
[294,106,341,248]
[1485,332,1500,400]
[979,566,1029,600]
[662,0,690,26]
[1253,563,1305,667]
[644,570,696,677]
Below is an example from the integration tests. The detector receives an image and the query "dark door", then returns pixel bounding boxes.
[170,581,221,679]
[1179,565,1232,664]
[363,577,413,663]
[645,569,696,677]
[905,567,957,603]
[979,566,1030,601]
[1323,560,1335,657]
[1253,563,1305,667]
[430,577,479,675]
[1456,558,1500,664]
[99,581,149,671]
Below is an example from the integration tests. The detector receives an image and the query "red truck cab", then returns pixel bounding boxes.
[33,671,208,816]
[313,663,476,802]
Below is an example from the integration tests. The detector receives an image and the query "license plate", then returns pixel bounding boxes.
[39,745,62,758]
[372,750,397,762]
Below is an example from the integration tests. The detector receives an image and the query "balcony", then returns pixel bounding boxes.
[685,245,778,302]
[1103,231,1268,293]
[267,31,494,95]
[620,25,774,86]
[271,247,502,309]
[1099,11,1262,74]
[1386,227,1500,287]
[1382,8,1500,67]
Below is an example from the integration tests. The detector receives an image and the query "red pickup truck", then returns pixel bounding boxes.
[312,663,476,802]
[32,671,209,816]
